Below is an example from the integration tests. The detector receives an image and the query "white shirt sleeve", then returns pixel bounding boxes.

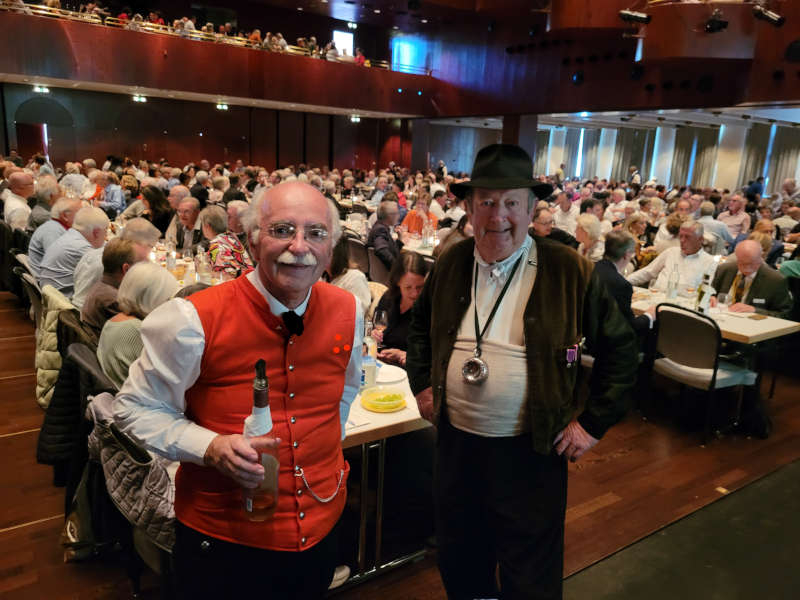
[341,298,364,439]
[113,298,216,465]
[627,248,668,288]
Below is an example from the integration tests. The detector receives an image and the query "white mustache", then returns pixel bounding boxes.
[277,250,317,266]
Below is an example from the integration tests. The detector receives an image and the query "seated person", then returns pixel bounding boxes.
[367,199,401,270]
[198,205,253,277]
[372,252,431,366]
[96,262,179,388]
[593,231,654,336]
[711,239,793,318]
[627,220,718,291]
[575,213,605,262]
[530,206,578,249]
[165,196,203,251]
[140,185,174,236]
[326,236,371,315]
[72,218,161,310]
[39,207,109,298]
[652,211,686,254]
[435,214,473,258]
[400,193,438,236]
[27,198,81,280]
[730,219,784,267]
[81,238,150,338]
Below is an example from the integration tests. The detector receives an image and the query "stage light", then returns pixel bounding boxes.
[619,9,651,25]
[347,22,357,30]
[705,9,728,34]
[397,88,403,93]
[753,3,785,27]
[417,90,422,96]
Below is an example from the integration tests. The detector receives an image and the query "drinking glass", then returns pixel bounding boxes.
[716,292,728,312]
[373,310,388,348]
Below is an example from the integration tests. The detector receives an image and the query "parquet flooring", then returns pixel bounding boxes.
[0,291,798,600]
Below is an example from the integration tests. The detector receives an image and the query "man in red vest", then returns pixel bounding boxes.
[115,182,363,598]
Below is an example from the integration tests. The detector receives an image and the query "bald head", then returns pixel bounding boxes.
[167,184,191,209]
[8,171,34,198]
[735,240,763,276]
[259,181,340,244]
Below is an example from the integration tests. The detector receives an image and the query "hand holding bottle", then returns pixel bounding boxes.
[204,433,281,489]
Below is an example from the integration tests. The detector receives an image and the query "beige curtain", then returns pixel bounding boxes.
[766,126,800,193]
[534,130,550,176]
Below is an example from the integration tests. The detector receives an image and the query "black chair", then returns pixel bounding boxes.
[18,268,43,328]
[13,228,31,253]
[57,309,99,357]
[347,237,370,275]
[0,219,14,292]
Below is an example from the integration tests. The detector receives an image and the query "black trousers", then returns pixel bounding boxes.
[435,418,568,600]
[174,519,338,600]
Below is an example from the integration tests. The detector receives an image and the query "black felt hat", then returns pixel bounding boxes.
[450,143,553,200]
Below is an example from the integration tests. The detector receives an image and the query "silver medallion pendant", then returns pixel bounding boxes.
[462,350,489,385]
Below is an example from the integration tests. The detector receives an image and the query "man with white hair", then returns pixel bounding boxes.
[697,201,734,247]
[167,184,192,210]
[3,171,34,230]
[115,182,362,597]
[369,176,388,207]
[60,162,89,197]
[27,175,62,230]
[717,193,751,238]
[552,191,579,236]
[38,207,109,297]
[627,220,718,291]
[227,200,251,256]
[781,178,800,204]
[166,197,203,251]
[191,170,211,207]
[28,198,82,280]
[72,218,161,310]
[604,188,628,224]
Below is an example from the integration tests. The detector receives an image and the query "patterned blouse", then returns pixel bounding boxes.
[208,232,254,277]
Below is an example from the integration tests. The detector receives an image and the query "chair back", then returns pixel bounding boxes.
[367,281,388,320]
[347,237,370,275]
[14,252,32,275]
[19,270,43,328]
[13,228,31,253]
[655,303,721,371]
[68,342,118,404]
[787,276,800,322]
[368,246,391,286]
[57,309,99,357]
[0,220,14,292]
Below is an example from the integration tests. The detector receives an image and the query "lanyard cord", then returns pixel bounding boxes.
[473,255,523,357]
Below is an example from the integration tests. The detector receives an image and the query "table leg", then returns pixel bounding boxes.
[374,439,386,567]
[356,442,369,575]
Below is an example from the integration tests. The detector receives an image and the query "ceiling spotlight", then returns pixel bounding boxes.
[347,21,357,29]
[216,103,229,110]
[704,9,728,34]
[753,3,785,27]
[350,115,361,123]
[132,94,147,102]
[33,85,50,93]
[373,8,380,13]
[619,9,651,25]
[421,19,428,24]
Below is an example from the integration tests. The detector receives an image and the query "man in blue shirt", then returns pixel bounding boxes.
[38,207,109,298]
[28,198,82,280]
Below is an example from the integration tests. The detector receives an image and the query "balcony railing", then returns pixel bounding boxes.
[0,1,431,76]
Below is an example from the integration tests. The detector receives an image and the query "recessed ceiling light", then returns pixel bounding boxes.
[392,25,399,29]
[421,19,428,23]
[297,6,303,10]
[374,8,380,13]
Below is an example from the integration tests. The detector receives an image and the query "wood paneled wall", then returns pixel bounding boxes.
[1,84,410,170]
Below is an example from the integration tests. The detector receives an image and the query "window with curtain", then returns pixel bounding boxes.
[766,126,800,194]
[669,126,696,187]
[563,128,581,180]
[737,123,771,189]
[534,130,550,176]
[580,129,601,180]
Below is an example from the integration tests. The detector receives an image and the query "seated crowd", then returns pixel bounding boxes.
[23,2,374,65]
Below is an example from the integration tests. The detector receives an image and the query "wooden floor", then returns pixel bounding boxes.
[1,290,798,599]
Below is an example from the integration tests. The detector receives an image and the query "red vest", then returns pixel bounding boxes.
[178,275,355,551]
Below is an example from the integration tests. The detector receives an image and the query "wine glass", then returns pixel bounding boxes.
[716,292,728,312]
[373,310,388,348]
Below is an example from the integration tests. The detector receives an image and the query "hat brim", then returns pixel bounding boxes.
[450,178,553,201]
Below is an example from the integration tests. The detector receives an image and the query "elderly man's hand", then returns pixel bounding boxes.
[553,420,598,463]
[204,434,281,488]
[377,348,406,366]
[728,302,755,313]
[415,387,434,422]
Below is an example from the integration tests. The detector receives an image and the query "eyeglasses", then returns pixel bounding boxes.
[266,222,329,243]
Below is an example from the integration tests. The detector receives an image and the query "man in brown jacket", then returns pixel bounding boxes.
[406,144,638,600]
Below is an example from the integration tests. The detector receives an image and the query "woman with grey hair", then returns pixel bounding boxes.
[575,213,605,263]
[199,205,253,277]
[97,262,179,388]
[208,176,228,205]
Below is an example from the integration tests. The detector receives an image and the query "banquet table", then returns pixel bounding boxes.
[401,237,435,257]
[340,363,431,587]
[631,289,800,344]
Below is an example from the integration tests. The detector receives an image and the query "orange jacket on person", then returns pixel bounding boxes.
[401,210,438,235]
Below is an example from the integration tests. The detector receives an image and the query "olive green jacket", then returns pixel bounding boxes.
[406,236,639,455]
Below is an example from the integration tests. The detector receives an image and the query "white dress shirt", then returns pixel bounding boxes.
[627,246,718,291]
[552,203,579,236]
[3,192,31,231]
[71,247,104,309]
[444,206,466,223]
[114,270,363,465]
[429,200,446,220]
